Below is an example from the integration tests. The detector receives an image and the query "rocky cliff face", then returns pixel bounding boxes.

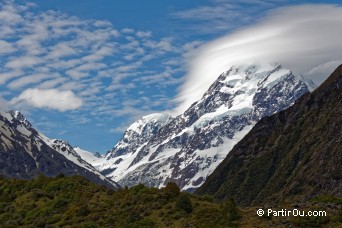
[196,65,342,206]
[0,110,120,190]
[93,63,314,191]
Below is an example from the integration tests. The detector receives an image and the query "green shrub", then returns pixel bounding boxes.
[291,215,330,227]
[31,188,54,200]
[310,195,342,204]
[0,202,9,213]
[130,183,147,195]
[82,221,99,228]
[336,207,342,222]
[176,193,193,214]
[77,205,91,216]
[221,198,239,221]
[202,194,214,202]
[51,198,70,212]
[131,218,155,228]
[162,182,180,198]
[126,209,142,224]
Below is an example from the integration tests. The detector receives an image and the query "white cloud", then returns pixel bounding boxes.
[7,73,54,89]
[109,125,129,133]
[120,38,139,50]
[47,59,83,70]
[82,45,114,61]
[93,20,112,28]
[143,38,173,52]
[58,81,86,91]
[0,95,8,109]
[0,40,16,54]
[121,28,134,33]
[0,0,183,121]
[0,70,23,85]
[136,31,152,38]
[5,56,41,69]
[66,69,88,79]
[11,88,83,111]
[173,0,285,34]
[0,4,22,24]
[48,43,78,59]
[306,60,342,82]
[74,62,106,72]
[115,61,142,73]
[38,77,66,89]
[16,22,49,55]
[175,4,342,113]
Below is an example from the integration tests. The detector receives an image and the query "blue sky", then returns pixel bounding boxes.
[1,0,342,153]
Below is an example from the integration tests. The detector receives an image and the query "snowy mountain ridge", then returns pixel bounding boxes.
[77,63,316,191]
[0,110,119,189]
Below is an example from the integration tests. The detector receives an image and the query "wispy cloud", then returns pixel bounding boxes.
[0,95,8,109]
[0,1,184,118]
[0,40,16,54]
[173,0,287,34]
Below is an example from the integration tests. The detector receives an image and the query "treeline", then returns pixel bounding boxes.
[0,175,239,227]
[0,175,340,227]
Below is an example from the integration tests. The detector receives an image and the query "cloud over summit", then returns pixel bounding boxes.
[175,4,342,113]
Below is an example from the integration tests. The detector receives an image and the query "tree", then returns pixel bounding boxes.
[162,182,180,199]
[176,193,193,214]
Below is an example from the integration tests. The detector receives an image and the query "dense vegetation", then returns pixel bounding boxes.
[0,175,237,227]
[0,175,341,227]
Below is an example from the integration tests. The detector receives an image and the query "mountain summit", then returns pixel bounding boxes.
[196,64,342,205]
[80,63,315,190]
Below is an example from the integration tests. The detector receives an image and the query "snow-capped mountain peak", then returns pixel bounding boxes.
[81,63,316,191]
[127,113,172,134]
[8,110,32,128]
[106,113,172,159]
[0,110,32,129]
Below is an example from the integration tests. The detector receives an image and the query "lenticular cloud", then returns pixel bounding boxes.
[175,4,342,113]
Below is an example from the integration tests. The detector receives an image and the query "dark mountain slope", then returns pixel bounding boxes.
[196,65,342,206]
